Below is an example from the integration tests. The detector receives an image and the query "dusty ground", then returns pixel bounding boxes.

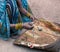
[0,39,46,52]
[28,0,60,24]
[0,0,60,52]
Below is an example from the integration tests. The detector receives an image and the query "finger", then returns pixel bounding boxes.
[27,25,34,29]
[32,18,34,21]
[30,17,34,21]
[29,22,34,26]
[28,26,34,29]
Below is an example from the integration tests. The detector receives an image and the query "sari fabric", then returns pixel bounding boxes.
[0,0,10,40]
[0,0,31,40]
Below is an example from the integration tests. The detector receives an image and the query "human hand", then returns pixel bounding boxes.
[29,15,35,21]
[22,22,34,30]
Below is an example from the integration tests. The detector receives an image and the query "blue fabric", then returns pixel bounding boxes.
[21,0,32,22]
[0,0,10,40]
[7,0,31,23]
[7,0,19,24]
[0,0,31,40]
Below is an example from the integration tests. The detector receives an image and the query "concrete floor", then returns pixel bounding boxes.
[0,0,60,52]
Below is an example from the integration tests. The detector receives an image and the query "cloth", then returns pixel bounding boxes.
[0,0,10,40]
[0,0,32,40]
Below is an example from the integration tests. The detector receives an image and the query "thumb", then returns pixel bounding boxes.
[29,22,34,26]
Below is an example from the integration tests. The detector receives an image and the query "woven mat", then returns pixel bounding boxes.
[14,18,60,49]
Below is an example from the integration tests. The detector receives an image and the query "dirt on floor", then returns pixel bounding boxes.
[28,0,60,24]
